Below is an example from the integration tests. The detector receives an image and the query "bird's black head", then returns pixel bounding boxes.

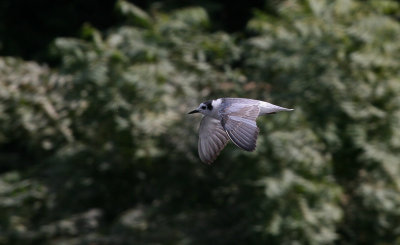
[188,100,213,114]
[203,100,213,110]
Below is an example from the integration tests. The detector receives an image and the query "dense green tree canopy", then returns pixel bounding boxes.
[1,0,400,244]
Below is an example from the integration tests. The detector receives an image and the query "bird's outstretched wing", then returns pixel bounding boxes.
[198,116,230,164]
[220,104,260,151]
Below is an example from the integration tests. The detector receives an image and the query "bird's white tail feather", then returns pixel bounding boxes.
[258,101,293,115]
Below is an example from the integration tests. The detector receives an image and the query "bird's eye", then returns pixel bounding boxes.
[201,106,206,109]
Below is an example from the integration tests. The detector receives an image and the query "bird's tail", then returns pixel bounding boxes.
[259,101,293,115]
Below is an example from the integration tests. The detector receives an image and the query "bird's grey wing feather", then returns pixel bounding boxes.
[198,116,230,164]
[220,102,260,120]
[221,104,260,152]
[222,98,260,107]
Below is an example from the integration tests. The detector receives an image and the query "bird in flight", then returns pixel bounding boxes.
[188,98,293,164]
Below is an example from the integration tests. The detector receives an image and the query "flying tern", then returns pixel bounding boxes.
[188,98,293,164]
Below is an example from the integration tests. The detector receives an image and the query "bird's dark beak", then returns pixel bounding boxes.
[188,109,199,114]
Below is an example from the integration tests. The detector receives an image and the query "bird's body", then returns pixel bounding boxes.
[189,98,293,164]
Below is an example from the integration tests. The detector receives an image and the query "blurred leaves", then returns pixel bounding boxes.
[115,0,153,28]
[1,0,400,244]
[244,0,400,243]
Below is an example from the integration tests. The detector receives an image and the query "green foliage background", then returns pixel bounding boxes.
[1,0,400,244]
